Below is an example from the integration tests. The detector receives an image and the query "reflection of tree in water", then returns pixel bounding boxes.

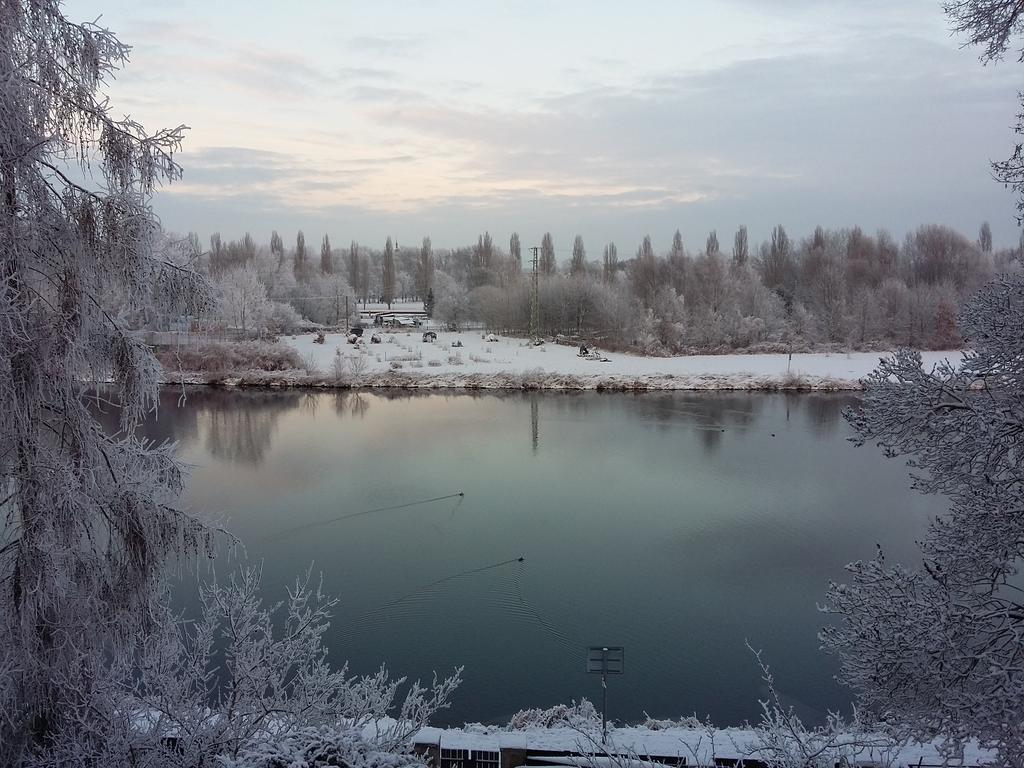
[332,391,370,419]
[195,390,304,466]
[331,392,349,417]
[298,392,319,417]
[626,392,762,453]
[534,391,765,454]
[86,386,302,465]
[530,395,539,454]
[800,394,859,438]
[86,387,201,446]
[374,388,421,403]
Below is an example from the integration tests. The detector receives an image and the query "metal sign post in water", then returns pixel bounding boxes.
[586,646,624,743]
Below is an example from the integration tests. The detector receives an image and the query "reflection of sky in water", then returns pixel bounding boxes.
[131,390,938,728]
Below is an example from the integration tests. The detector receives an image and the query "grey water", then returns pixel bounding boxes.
[106,388,936,728]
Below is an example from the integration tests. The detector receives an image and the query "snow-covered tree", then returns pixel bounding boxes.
[417,236,433,299]
[571,235,586,276]
[321,233,333,274]
[349,240,360,288]
[733,225,749,268]
[979,220,993,253]
[946,1,1024,219]
[509,232,521,275]
[822,273,1024,767]
[216,264,270,336]
[433,272,470,329]
[631,235,660,307]
[294,230,307,280]
[540,232,556,275]
[270,229,285,269]
[602,242,618,284]
[667,229,687,296]
[705,230,720,259]
[759,225,795,303]
[0,0,214,757]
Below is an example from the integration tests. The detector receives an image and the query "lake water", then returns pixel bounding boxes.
[107,388,936,728]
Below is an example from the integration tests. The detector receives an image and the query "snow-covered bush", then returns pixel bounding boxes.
[268,300,304,335]
[21,567,461,766]
[157,341,303,373]
[349,353,369,377]
[219,725,430,768]
[744,648,899,768]
[508,699,600,730]
[297,351,319,375]
[639,714,704,731]
[331,350,348,382]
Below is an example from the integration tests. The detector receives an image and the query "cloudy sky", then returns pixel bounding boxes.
[66,0,1023,252]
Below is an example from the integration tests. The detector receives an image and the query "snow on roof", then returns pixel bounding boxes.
[414,725,747,761]
[412,725,992,766]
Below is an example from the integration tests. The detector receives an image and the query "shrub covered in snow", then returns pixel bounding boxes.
[219,725,431,768]
[21,567,463,767]
[157,341,303,373]
[640,714,705,731]
[508,699,600,730]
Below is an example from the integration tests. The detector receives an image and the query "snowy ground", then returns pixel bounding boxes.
[282,329,958,390]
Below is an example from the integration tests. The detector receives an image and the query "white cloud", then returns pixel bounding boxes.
[63,0,1023,247]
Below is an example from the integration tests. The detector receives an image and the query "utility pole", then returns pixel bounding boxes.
[529,245,540,341]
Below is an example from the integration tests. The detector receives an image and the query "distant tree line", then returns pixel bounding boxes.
[185,222,1017,351]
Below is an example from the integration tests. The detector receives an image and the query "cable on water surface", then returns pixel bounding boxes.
[264,492,465,542]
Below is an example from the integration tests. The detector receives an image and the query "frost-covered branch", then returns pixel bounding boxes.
[0,0,213,761]
[823,273,1024,767]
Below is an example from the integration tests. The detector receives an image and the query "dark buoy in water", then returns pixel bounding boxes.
[771,433,776,437]
[517,555,525,562]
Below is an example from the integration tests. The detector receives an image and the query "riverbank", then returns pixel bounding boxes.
[159,331,958,391]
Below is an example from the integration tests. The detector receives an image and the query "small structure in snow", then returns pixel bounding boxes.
[313,331,325,344]
[578,343,610,362]
[422,331,438,342]
[346,333,359,344]
[485,333,499,342]
[349,327,364,337]
[451,339,463,347]
[370,333,382,344]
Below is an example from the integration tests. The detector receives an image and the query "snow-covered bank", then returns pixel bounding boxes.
[158,331,959,391]
[162,369,857,391]
[214,330,956,391]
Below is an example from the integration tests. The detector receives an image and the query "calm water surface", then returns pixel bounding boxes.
[112,389,936,727]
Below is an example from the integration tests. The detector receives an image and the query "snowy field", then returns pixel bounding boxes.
[283,330,959,390]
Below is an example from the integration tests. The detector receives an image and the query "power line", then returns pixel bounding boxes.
[265,492,465,542]
[529,246,540,340]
